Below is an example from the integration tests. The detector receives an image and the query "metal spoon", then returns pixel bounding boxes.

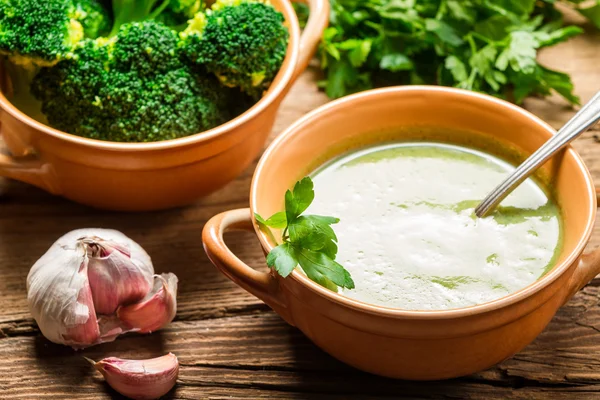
[474,91,600,218]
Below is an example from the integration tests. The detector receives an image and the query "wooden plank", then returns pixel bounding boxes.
[3,12,600,400]
[4,296,600,399]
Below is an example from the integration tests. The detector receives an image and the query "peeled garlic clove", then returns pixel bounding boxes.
[89,353,179,400]
[118,273,178,333]
[86,238,153,315]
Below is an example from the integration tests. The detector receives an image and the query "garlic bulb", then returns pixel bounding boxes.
[27,229,178,348]
[87,353,179,400]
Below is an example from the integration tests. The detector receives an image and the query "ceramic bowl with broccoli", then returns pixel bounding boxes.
[0,0,327,210]
[0,0,289,142]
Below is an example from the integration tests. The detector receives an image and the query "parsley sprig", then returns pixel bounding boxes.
[255,177,355,292]
[308,0,598,105]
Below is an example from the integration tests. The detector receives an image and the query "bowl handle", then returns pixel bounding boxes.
[0,125,60,194]
[562,188,600,305]
[202,208,295,325]
[290,0,329,82]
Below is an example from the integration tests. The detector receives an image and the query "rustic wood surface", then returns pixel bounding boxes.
[3,14,600,400]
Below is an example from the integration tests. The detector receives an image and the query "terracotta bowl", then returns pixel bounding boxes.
[203,86,600,380]
[0,0,328,211]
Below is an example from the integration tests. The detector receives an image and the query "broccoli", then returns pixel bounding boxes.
[32,21,236,142]
[75,0,112,38]
[109,0,166,36]
[110,0,202,35]
[181,0,289,96]
[5,0,287,143]
[30,39,109,132]
[0,0,110,122]
[0,0,85,68]
[156,0,203,30]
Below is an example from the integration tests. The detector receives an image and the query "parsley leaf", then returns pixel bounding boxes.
[256,177,354,292]
[380,53,414,72]
[445,55,468,82]
[306,0,590,105]
[266,243,298,277]
[255,211,287,229]
[284,177,315,223]
[289,215,339,253]
[425,19,464,47]
[496,31,539,74]
[297,248,355,290]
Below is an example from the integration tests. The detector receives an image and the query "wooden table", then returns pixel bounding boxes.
[3,17,600,400]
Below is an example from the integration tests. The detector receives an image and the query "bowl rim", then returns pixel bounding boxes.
[250,85,597,319]
[0,0,300,152]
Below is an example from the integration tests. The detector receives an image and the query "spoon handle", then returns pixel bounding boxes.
[475,91,600,218]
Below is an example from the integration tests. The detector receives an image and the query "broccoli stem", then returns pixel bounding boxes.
[109,0,171,36]
[3,59,46,123]
[149,0,172,19]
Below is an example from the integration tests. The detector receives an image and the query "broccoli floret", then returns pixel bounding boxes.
[181,0,288,96]
[0,0,110,68]
[74,0,112,38]
[98,67,230,142]
[0,0,85,68]
[30,39,110,134]
[32,21,234,142]
[110,21,183,74]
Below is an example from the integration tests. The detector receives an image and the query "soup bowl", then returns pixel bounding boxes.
[0,0,328,211]
[203,86,600,380]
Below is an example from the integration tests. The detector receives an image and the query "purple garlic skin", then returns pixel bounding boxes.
[26,229,178,349]
[89,353,179,400]
[118,273,178,333]
[85,238,153,315]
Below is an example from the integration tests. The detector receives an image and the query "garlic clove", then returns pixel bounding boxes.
[117,273,178,333]
[28,249,101,348]
[97,315,127,343]
[85,238,153,315]
[61,260,101,347]
[88,353,179,400]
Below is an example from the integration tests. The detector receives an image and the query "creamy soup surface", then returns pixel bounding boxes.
[307,142,562,310]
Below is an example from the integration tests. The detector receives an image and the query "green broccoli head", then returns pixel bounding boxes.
[74,0,112,38]
[110,21,183,74]
[181,0,289,96]
[0,0,85,68]
[30,39,110,134]
[32,21,236,142]
[95,67,230,142]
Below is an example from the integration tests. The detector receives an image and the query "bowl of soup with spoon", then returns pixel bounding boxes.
[203,86,599,380]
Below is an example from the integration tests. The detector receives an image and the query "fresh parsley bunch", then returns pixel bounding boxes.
[255,177,355,292]
[316,0,598,104]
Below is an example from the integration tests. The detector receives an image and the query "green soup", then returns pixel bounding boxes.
[307,142,562,310]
